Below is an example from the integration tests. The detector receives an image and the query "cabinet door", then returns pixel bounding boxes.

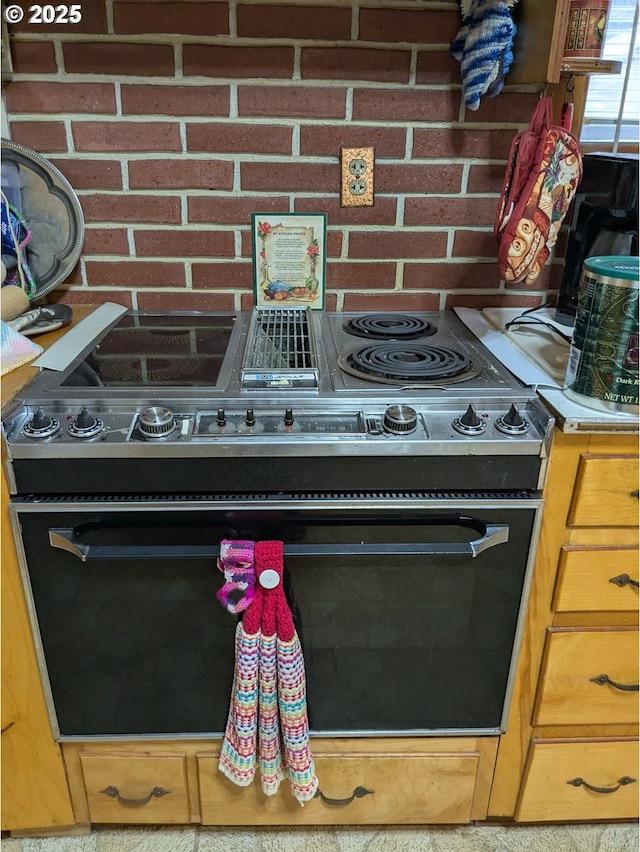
[568,455,639,527]
[80,752,190,824]
[517,740,639,821]
[1,470,75,831]
[534,629,639,725]
[198,751,480,825]
[553,546,639,612]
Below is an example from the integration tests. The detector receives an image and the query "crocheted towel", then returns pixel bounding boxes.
[218,541,318,805]
[216,539,256,613]
[1,319,42,376]
[451,0,519,111]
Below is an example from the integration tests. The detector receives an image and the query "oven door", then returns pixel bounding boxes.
[10,494,542,740]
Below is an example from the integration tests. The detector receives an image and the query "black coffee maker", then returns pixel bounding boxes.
[555,152,639,326]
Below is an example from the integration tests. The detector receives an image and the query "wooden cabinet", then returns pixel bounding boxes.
[516,740,639,822]
[490,431,639,822]
[510,0,622,84]
[62,737,498,827]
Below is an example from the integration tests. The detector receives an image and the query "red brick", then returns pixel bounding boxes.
[80,194,181,224]
[415,50,459,85]
[467,92,539,124]
[342,292,440,311]
[452,230,497,258]
[9,121,67,152]
[413,128,515,160]
[4,81,116,114]
[301,48,410,83]
[295,197,397,226]
[326,262,396,290]
[128,160,234,190]
[114,1,228,34]
[10,41,57,74]
[300,125,405,158]
[404,262,501,289]
[49,159,122,190]
[84,260,185,287]
[122,85,230,116]
[446,293,544,310]
[404,197,498,228]
[187,123,292,154]
[82,228,129,256]
[468,164,506,193]
[349,231,448,259]
[238,86,345,119]
[241,161,337,192]
[72,122,181,152]
[63,43,174,76]
[189,196,289,224]
[359,9,458,44]
[326,231,343,258]
[184,45,293,79]
[9,2,107,33]
[378,164,463,194]
[135,229,235,258]
[353,89,459,123]
[237,5,350,40]
[137,291,235,311]
[192,262,254,289]
[52,289,134,308]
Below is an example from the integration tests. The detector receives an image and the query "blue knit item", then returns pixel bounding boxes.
[451,0,519,111]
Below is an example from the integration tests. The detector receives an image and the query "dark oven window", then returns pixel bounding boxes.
[16,505,537,738]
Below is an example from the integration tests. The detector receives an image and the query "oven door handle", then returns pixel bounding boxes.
[47,523,509,561]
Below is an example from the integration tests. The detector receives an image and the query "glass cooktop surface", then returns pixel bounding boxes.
[62,313,237,388]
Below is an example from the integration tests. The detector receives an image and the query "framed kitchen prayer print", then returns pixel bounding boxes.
[251,213,326,310]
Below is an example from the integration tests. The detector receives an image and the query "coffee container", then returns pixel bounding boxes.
[563,0,609,59]
[563,256,639,415]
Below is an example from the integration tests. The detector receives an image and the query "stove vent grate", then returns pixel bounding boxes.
[241,307,319,389]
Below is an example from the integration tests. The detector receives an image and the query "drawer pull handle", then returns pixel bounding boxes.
[609,573,639,589]
[313,785,374,806]
[0,722,15,735]
[631,490,639,499]
[99,785,171,808]
[567,776,636,794]
[589,673,639,692]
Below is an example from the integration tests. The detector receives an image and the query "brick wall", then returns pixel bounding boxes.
[4,0,559,312]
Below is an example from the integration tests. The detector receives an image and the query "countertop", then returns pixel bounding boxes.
[1,305,95,411]
[455,307,639,434]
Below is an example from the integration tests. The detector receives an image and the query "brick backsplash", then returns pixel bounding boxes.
[4,0,561,311]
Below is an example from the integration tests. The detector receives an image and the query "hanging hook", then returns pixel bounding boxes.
[564,75,576,102]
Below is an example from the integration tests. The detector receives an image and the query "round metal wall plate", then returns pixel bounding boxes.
[1,138,85,300]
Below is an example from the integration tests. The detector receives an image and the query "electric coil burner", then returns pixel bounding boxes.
[339,342,478,385]
[343,313,437,340]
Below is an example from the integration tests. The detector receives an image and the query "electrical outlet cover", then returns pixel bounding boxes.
[341,147,374,207]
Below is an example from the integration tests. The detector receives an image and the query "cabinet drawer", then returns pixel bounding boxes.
[79,752,190,824]
[534,629,639,726]
[553,547,639,612]
[568,455,639,528]
[516,740,639,822]
[198,751,479,825]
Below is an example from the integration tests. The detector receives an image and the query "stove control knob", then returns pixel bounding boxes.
[383,405,418,435]
[495,404,530,435]
[23,406,61,439]
[216,408,227,427]
[138,406,176,438]
[452,404,487,436]
[68,406,103,439]
[284,408,295,427]
[245,409,256,427]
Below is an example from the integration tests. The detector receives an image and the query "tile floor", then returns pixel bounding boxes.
[1,823,638,852]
